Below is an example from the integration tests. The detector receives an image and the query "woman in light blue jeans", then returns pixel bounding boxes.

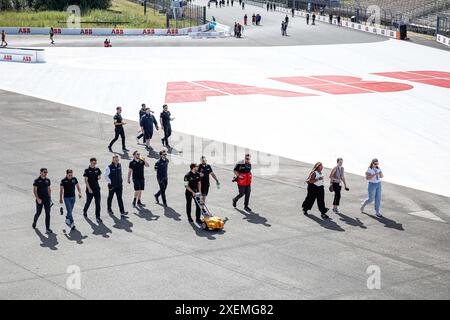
[360,158,383,217]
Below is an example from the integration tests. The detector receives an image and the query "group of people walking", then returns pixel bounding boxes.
[301,158,384,220]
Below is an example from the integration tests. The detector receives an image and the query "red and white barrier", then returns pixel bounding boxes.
[437,34,450,47]
[0,47,45,63]
[0,24,210,36]
[276,7,400,39]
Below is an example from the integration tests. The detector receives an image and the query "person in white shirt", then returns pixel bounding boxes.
[360,158,384,217]
[302,162,330,219]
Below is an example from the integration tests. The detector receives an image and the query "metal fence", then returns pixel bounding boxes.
[128,0,206,28]
[437,14,450,36]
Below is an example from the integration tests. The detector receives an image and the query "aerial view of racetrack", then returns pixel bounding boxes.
[0,0,449,302]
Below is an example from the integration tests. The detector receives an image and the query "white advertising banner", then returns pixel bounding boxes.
[437,34,450,47]
[0,48,45,63]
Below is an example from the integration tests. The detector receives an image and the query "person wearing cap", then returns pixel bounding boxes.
[160,104,174,149]
[232,154,253,212]
[154,150,169,206]
[136,103,147,143]
[59,169,82,230]
[32,168,53,233]
[184,163,202,223]
[108,106,129,152]
[104,155,128,217]
[360,158,384,217]
[140,108,159,150]
[302,162,330,219]
[83,157,103,223]
[198,156,220,204]
[329,158,349,214]
[128,150,149,208]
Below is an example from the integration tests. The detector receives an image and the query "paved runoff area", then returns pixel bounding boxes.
[0,2,449,300]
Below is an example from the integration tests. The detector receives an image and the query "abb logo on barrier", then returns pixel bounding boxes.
[18,28,31,34]
[167,29,178,35]
[23,56,32,62]
[53,28,62,34]
[165,71,450,103]
[112,29,124,35]
[3,55,12,61]
[80,29,93,35]
[143,29,155,35]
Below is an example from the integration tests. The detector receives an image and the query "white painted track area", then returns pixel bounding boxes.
[1,37,449,196]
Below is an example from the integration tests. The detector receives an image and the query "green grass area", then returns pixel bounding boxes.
[0,0,196,28]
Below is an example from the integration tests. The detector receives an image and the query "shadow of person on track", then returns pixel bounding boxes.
[109,213,133,233]
[84,216,112,238]
[35,229,58,250]
[306,214,345,232]
[236,209,271,227]
[63,228,88,244]
[335,212,367,229]
[162,205,182,221]
[134,207,160,222]
[362,213,404,231]
[113,150,131,161]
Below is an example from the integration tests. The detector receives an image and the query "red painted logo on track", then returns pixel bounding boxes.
[165,71,449,103]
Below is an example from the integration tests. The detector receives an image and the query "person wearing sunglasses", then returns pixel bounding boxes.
[32,168,53,233]
[232,154,253,212]
[361,158,384,217]
[83,158,103,223]
[128,151,149,208]
[60,169,82,230]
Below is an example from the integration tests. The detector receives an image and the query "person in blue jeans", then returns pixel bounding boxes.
[360,158,384,217]
[60,169,82,230]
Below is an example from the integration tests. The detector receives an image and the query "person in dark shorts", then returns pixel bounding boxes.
[198,156,220,204]
[59,169,82,230]
[128,151,149,208]
[184,163,202,224]
[32,168,53,233]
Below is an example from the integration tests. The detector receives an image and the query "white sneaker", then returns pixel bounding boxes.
[375,212,383,218]
[334,208,341,214]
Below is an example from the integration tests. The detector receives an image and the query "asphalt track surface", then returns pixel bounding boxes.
[0,2,449,300]
[0,89,449,299]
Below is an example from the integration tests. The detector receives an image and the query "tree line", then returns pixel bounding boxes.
[0,0,112,11]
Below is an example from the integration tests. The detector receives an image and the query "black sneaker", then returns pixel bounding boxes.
[108,146,113,152]
[163,203,168,207]
[154,194,160,204]
[46,229,53,234]
[188,218,194,223]
[244,206,252,212]
[96,218,103,224]
[121,212,128,217]
[32,222,37,229]
[232,198,237,208]
[321,213,330,219]
[83,211,88,217]
[123,147,129,152]
[132,200,137,208]
[137,201,146,207]
[302,209,308,216]
[161,138,165,146]
[107,209,114,215]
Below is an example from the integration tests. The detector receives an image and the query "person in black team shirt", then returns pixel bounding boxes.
[154,150,169,206]
[136,103,147,143]
[232,153,253,212]
[83,158,103,223]
[184,163,202,223]
[108,106,129,152]
[128,151,149,208]
[104,155,128,217]
[59,169,82,230]
[32,168,53,233]
[160,104,174,148]
[198,156,220,204]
